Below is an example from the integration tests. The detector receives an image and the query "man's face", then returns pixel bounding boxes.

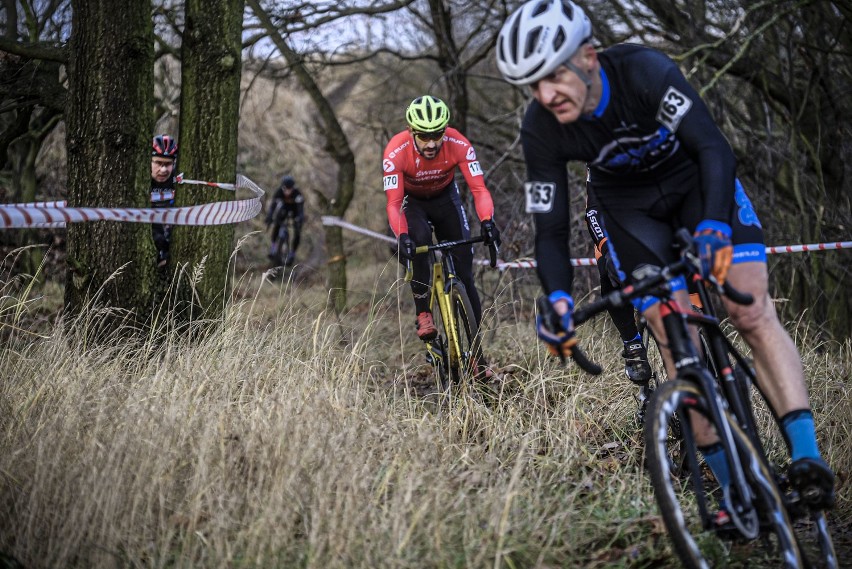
[410,129,445,159]
[529,59,593,124]
[151,156,175,183]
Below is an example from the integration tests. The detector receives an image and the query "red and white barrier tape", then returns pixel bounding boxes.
[0,174,264,229]
[765,242,852,254]
[321,215,397,244]
[321,216,851,269]
[488,241,852,270]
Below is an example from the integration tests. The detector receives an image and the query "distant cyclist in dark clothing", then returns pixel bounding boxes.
[496,0,834,511]
[151,134,178,268]
[265,175,305,266]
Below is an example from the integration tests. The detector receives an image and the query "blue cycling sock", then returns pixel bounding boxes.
[624,334,641,345]
[699,443,732,489]
[781,409,822,462]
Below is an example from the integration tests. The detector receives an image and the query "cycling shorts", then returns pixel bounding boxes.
[590,165,765,312]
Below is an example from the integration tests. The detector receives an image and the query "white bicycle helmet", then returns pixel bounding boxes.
[496,0,592,86]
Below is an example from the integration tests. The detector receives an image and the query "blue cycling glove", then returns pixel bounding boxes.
[693,220,733,284]
[535,291,577,358]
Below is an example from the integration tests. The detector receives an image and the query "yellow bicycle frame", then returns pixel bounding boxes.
[408,245,464,370]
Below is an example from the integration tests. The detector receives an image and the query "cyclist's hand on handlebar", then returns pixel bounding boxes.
[397,233,416,260]
[535,291,577,358]
[693,220,733,284]
[480,219,501,248]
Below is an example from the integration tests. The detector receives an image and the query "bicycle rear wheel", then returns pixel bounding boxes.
[445,282,480,382]
[644,379,804,569]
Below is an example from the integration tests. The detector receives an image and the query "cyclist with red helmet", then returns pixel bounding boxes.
[151,134,178,268]
[383,95,500,376]
[496,0,834,511]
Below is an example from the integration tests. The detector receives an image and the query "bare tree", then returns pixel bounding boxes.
[169,0,244,322]
[63,0,157,331]
[0,1,69,277]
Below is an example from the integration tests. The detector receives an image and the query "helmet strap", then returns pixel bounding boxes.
[563,60,593,91]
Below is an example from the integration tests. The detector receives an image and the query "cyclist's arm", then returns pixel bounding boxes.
[522,110,576,295]
[384,172,408,237]
[642,51,736,222]
[264,200,277,224]
[294,192,305,224]
[447,129,494,221]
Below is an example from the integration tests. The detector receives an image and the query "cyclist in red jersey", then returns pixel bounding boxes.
[384,95,501,377]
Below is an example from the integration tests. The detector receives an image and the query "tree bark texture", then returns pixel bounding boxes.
[64,0,156,331]
[171,0,243,321]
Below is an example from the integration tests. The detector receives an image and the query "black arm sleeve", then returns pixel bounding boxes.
[295,196,305,224]
[522,107,577,296]
[646,53,736,223]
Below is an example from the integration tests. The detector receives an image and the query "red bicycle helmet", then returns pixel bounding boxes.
[152,134,178,158]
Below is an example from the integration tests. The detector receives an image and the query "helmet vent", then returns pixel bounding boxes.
[526,28,541,58]
[532,0,549,17]
[561,0,574,19]
[509,19,521,62]
[553,28,566,51]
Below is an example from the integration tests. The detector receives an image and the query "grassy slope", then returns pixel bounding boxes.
[0,251,849,569]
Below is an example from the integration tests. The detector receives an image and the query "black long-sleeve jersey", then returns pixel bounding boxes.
[265,186,305,225]
[522,43,737,296]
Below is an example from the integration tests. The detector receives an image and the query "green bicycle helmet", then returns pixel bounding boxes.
[405,96,450,133]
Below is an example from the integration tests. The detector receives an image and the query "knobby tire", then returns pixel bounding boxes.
[446,282,479,383]
[644,379,803,569]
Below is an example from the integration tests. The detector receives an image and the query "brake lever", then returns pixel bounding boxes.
[488,242,499,268]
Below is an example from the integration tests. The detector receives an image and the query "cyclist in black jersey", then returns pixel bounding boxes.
[151,134,178,268]
[265,175,305,266]
[496,0,834,512]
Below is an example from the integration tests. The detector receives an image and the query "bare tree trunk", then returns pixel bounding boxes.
[427,0,468,132]
[64,0,156,334]
[247,0,355,315]
[170,0,243,323]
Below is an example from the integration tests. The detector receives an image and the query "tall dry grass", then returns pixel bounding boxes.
[0,258,849,568]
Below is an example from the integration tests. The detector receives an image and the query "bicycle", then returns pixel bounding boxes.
[563,230,837,569]
[405,235,497,389]
[267,212,299,267]
[635,274,755,483]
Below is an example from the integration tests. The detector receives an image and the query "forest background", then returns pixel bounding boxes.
[0,0,850,337]
[0,1,850,568]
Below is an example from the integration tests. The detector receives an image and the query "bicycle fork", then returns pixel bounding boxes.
[661,303,759,538]
[431,262,463,368]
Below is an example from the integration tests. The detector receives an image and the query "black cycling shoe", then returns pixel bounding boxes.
[788,457,836,510]
[622,341,652,384]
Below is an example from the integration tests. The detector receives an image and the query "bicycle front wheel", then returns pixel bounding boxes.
[444,282,480,382]
[644,379,803,569]
[272,226,290,266]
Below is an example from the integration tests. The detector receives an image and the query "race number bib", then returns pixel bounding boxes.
[656,86,692,132]
[383,175,399,191]
[524,181,555,213]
